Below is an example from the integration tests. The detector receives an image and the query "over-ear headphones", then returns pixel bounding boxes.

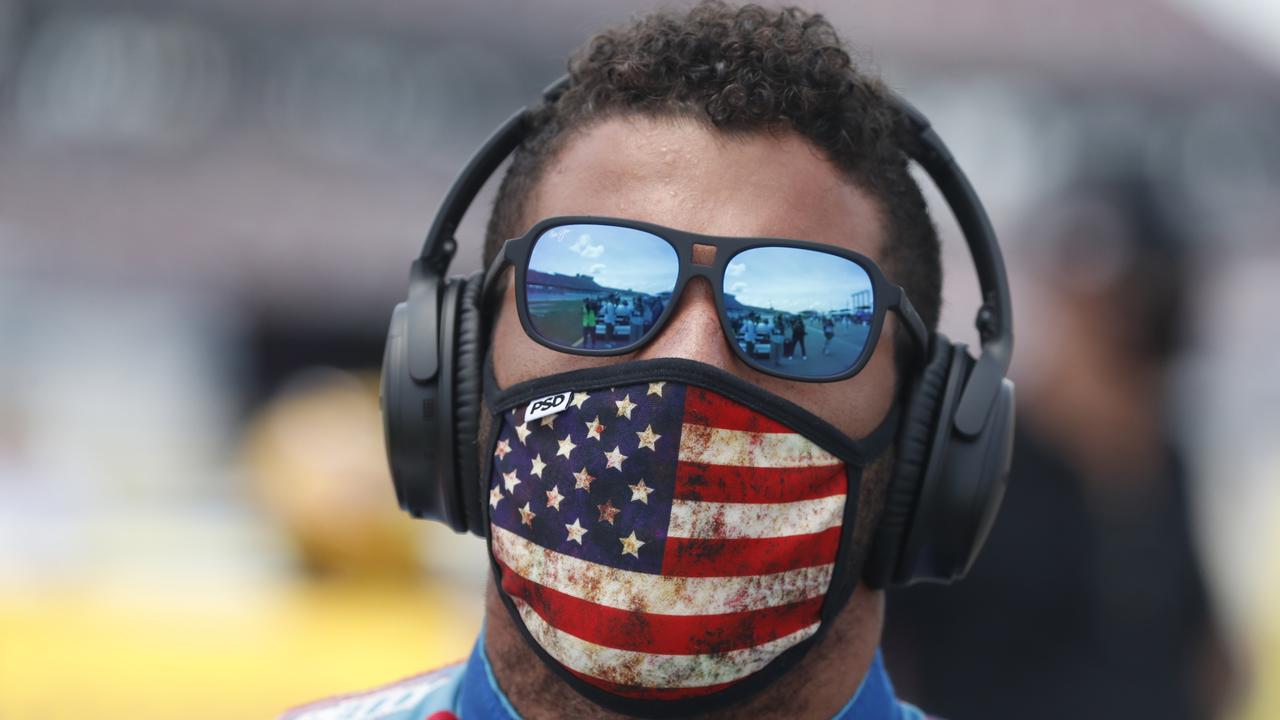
[380,76,1015,587]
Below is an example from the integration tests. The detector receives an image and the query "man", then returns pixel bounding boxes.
[603,298,617,343]
[883,167,1237,720]
[794,314,809,360]
[287,3,944,718]
[581,299,596,348]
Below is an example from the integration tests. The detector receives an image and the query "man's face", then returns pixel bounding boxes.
[491,116,898,445]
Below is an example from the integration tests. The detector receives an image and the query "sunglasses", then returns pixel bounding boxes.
[485,217,928,382]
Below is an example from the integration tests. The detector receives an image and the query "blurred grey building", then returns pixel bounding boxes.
[2,0,1277,326]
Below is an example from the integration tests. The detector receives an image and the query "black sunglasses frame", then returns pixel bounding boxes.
[484,216,928,383]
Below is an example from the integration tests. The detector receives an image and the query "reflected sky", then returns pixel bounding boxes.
[529,225,875,312]
[529,224,678,294]
[728,246,872,313]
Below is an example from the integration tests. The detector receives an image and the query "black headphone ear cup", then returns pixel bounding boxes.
[382,274,470,531]
[382,302,434,518]
[452,273,486,536]
[914,359,1014,582]
[863,333,953,589]
[882,341,1014,587]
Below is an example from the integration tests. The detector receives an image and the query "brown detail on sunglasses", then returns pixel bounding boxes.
[691,243,716,266]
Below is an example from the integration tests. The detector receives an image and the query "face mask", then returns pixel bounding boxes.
[481,358,897,717]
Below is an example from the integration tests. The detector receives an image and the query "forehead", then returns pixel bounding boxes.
[524,116,886,263]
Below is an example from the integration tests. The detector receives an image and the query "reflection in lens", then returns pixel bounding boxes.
[526,224,678,351]
[724,247,874,378]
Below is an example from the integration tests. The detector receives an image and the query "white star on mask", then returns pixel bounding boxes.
[615,394,637,419]
[620,531,645,558]
[514,422,531,444]
[557,434,577,460]
[545,485,565,511]
[565,518,588,544]
[629,479,655,504]
[585,416,605,441]
[604,446,628,471]
[635,424,661,451]
[518,502,536,527]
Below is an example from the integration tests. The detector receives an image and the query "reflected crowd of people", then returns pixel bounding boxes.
[572,289,875,374]
[729,310,870,367]
[579,293,666,348]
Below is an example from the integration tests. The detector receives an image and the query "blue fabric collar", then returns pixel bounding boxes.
[456,632,919,720]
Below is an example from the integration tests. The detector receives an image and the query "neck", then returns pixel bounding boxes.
[483,579,883,720]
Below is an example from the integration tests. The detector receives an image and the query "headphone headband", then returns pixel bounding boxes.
[418,77,571,272]
[897,99,1012,367]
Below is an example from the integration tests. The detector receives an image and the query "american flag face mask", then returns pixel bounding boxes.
[482,358,898,717]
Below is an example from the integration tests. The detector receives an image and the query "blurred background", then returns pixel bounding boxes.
[0,0,1277,717]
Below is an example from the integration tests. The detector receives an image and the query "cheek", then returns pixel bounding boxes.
[490,285,617,388]
[782,325,897,441]
[490,288,550,387]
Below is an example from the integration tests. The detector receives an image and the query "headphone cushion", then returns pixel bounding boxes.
[865,334,952,587]
[453,273,486,535]
[894,335,952,498]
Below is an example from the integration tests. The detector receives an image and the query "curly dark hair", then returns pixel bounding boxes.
[483,1,942,337]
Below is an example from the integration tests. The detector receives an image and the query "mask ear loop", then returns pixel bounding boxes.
[475,359,499,539]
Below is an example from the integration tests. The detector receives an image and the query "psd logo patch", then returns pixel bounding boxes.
[525,391,573,423]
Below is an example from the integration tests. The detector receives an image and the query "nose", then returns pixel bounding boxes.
[636,276,740,371]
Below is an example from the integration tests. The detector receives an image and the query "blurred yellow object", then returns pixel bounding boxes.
[243,368,421,581]
[0,366,492,719]
[1241,459,1280,720]
[1244,627,1280,720]
[0,582,481,720]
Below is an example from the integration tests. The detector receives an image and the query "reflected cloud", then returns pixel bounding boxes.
[569,233,604,258]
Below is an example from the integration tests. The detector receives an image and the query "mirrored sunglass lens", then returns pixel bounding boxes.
[526,224,678,351]
[724,247,875,378]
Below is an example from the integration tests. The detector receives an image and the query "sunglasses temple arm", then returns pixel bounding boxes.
[894,289,930,354]
[480,245,513,320]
